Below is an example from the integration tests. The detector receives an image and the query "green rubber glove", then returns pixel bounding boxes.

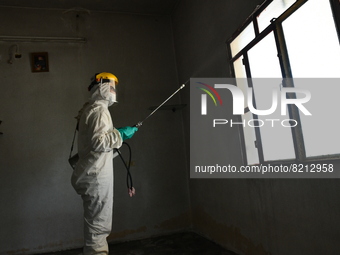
[117,126,138,140]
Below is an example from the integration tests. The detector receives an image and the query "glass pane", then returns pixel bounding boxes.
[257,0,296,33]
[233,56,246,79]
[247,32,282,78]
[283,0,340,157]
[294,79,340,157]
[248,33,295,161]
[252,79,295,161]
[282,0,340,78]
[230,22,255,58]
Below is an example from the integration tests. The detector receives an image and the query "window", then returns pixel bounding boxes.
[227,0,340,165]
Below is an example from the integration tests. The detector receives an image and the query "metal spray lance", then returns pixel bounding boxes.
[134,84,186,127]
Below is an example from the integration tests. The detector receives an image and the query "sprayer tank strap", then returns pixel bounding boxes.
[69,124,78,158]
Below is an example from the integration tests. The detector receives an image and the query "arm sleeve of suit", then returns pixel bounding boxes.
[87,107,122,152]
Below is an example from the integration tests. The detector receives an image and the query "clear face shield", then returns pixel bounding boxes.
[99,79,117,106]
[109,82,117,105]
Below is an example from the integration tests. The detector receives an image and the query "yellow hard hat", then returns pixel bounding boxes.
[96,72,119,85]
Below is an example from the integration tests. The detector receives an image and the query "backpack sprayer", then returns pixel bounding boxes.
[69,83,186,195]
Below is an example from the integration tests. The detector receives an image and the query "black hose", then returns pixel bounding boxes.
[115,142,133,189]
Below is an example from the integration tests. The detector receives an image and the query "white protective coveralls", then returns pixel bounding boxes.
[71,80,122,255]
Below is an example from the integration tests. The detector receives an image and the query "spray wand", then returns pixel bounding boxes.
[134,84,186,127]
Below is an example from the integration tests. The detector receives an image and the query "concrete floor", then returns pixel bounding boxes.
[42,232,237,255]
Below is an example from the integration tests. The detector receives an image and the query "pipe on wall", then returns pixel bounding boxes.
[0,35,86,43]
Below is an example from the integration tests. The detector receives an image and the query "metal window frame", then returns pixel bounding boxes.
[226,0,340,165]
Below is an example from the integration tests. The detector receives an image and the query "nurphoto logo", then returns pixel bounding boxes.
[196,79,312,128]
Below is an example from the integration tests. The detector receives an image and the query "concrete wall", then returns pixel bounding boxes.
[0,6,190,254]
[172,0,340,255]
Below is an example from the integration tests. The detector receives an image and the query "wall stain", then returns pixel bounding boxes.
[155,210,191,231]
[192,206,271,255]
[36,238,83,250]
[108,226,147,241]
[6,238,83,255]
[6,248,30,255]
[108,211,191,242]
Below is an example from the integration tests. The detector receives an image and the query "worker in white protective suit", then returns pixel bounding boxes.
[71,72,138,255]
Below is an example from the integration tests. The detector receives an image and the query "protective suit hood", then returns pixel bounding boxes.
[90,82,117,106]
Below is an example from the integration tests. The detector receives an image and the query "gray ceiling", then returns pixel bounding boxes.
[0,0,180,15]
